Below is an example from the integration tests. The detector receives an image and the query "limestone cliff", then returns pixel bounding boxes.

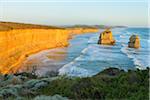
[128,35,140,48]
[0,29,69,74]
[0,22,99,74]
[98,29,115,45]
[0,28,98,74]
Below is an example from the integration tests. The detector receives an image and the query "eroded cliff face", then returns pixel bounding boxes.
[0,29,69,74]
[0,28,98,74]
[98,29,115,45]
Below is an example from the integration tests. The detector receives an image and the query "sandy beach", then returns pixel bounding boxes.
[18,47,68,76]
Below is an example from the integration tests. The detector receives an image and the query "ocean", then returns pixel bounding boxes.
[21,28,150,77]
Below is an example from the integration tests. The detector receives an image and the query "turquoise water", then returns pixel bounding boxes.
[59,28,150,77]
[21,28,149,77]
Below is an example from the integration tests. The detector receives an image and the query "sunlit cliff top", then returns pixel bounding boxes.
[0,21,65,31]
[0,21,101,31]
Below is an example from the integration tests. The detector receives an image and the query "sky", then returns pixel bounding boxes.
[0,0,149,27]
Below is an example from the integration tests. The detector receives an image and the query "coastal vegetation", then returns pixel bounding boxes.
[38,68,149,100]
[0,21,64,31]
[0,67,149,99]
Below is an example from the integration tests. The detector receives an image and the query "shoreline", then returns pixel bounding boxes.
[18,32,100,76]
[18,47,68,76]
[0,25,98,74]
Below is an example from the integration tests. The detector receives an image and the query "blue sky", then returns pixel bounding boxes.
[0,0,149,27]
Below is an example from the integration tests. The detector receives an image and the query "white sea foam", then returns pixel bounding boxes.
[126,31,131,35]
[120,35,125,38]
[74,55,84,61]
[81,48,88,54]
[59,43,118,77]
[88,38,97,43]
[120,44,143,69]
[59,45,91,76]
[59,37,99,77]
[58,60,94,77]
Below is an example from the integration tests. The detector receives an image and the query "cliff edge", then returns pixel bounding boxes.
[0,22,98,74]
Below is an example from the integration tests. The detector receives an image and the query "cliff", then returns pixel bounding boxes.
[0,22,99,74]
[128,35,140,49]
[67,28,98,34]
[98,28,115,45]
[0,29,69,74]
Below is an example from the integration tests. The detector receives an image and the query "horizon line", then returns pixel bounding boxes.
[1,0,148,3]
[1,20,149,28]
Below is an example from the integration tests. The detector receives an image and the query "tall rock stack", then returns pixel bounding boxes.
[98,28,115,45]
[128,35,140,49]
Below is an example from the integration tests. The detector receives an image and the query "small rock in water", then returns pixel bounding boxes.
[128,35,140,49]
[98,28,115,45]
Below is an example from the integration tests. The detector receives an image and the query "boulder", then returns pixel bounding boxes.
[98,28,115,45]
[128,35,140,48]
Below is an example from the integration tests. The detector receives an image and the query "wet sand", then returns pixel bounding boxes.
[18,47,68,76]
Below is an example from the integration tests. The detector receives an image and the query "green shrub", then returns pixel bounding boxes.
[38,68,149,99]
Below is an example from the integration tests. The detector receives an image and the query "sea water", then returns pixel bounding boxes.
[21,28,150,77]
[59,28,150,77]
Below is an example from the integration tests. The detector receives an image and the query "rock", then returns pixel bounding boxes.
[128,35,140,48]
[98,28,115,45]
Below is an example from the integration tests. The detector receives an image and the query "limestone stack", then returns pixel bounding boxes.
[98,28,115,45]
[128,35,140,48]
